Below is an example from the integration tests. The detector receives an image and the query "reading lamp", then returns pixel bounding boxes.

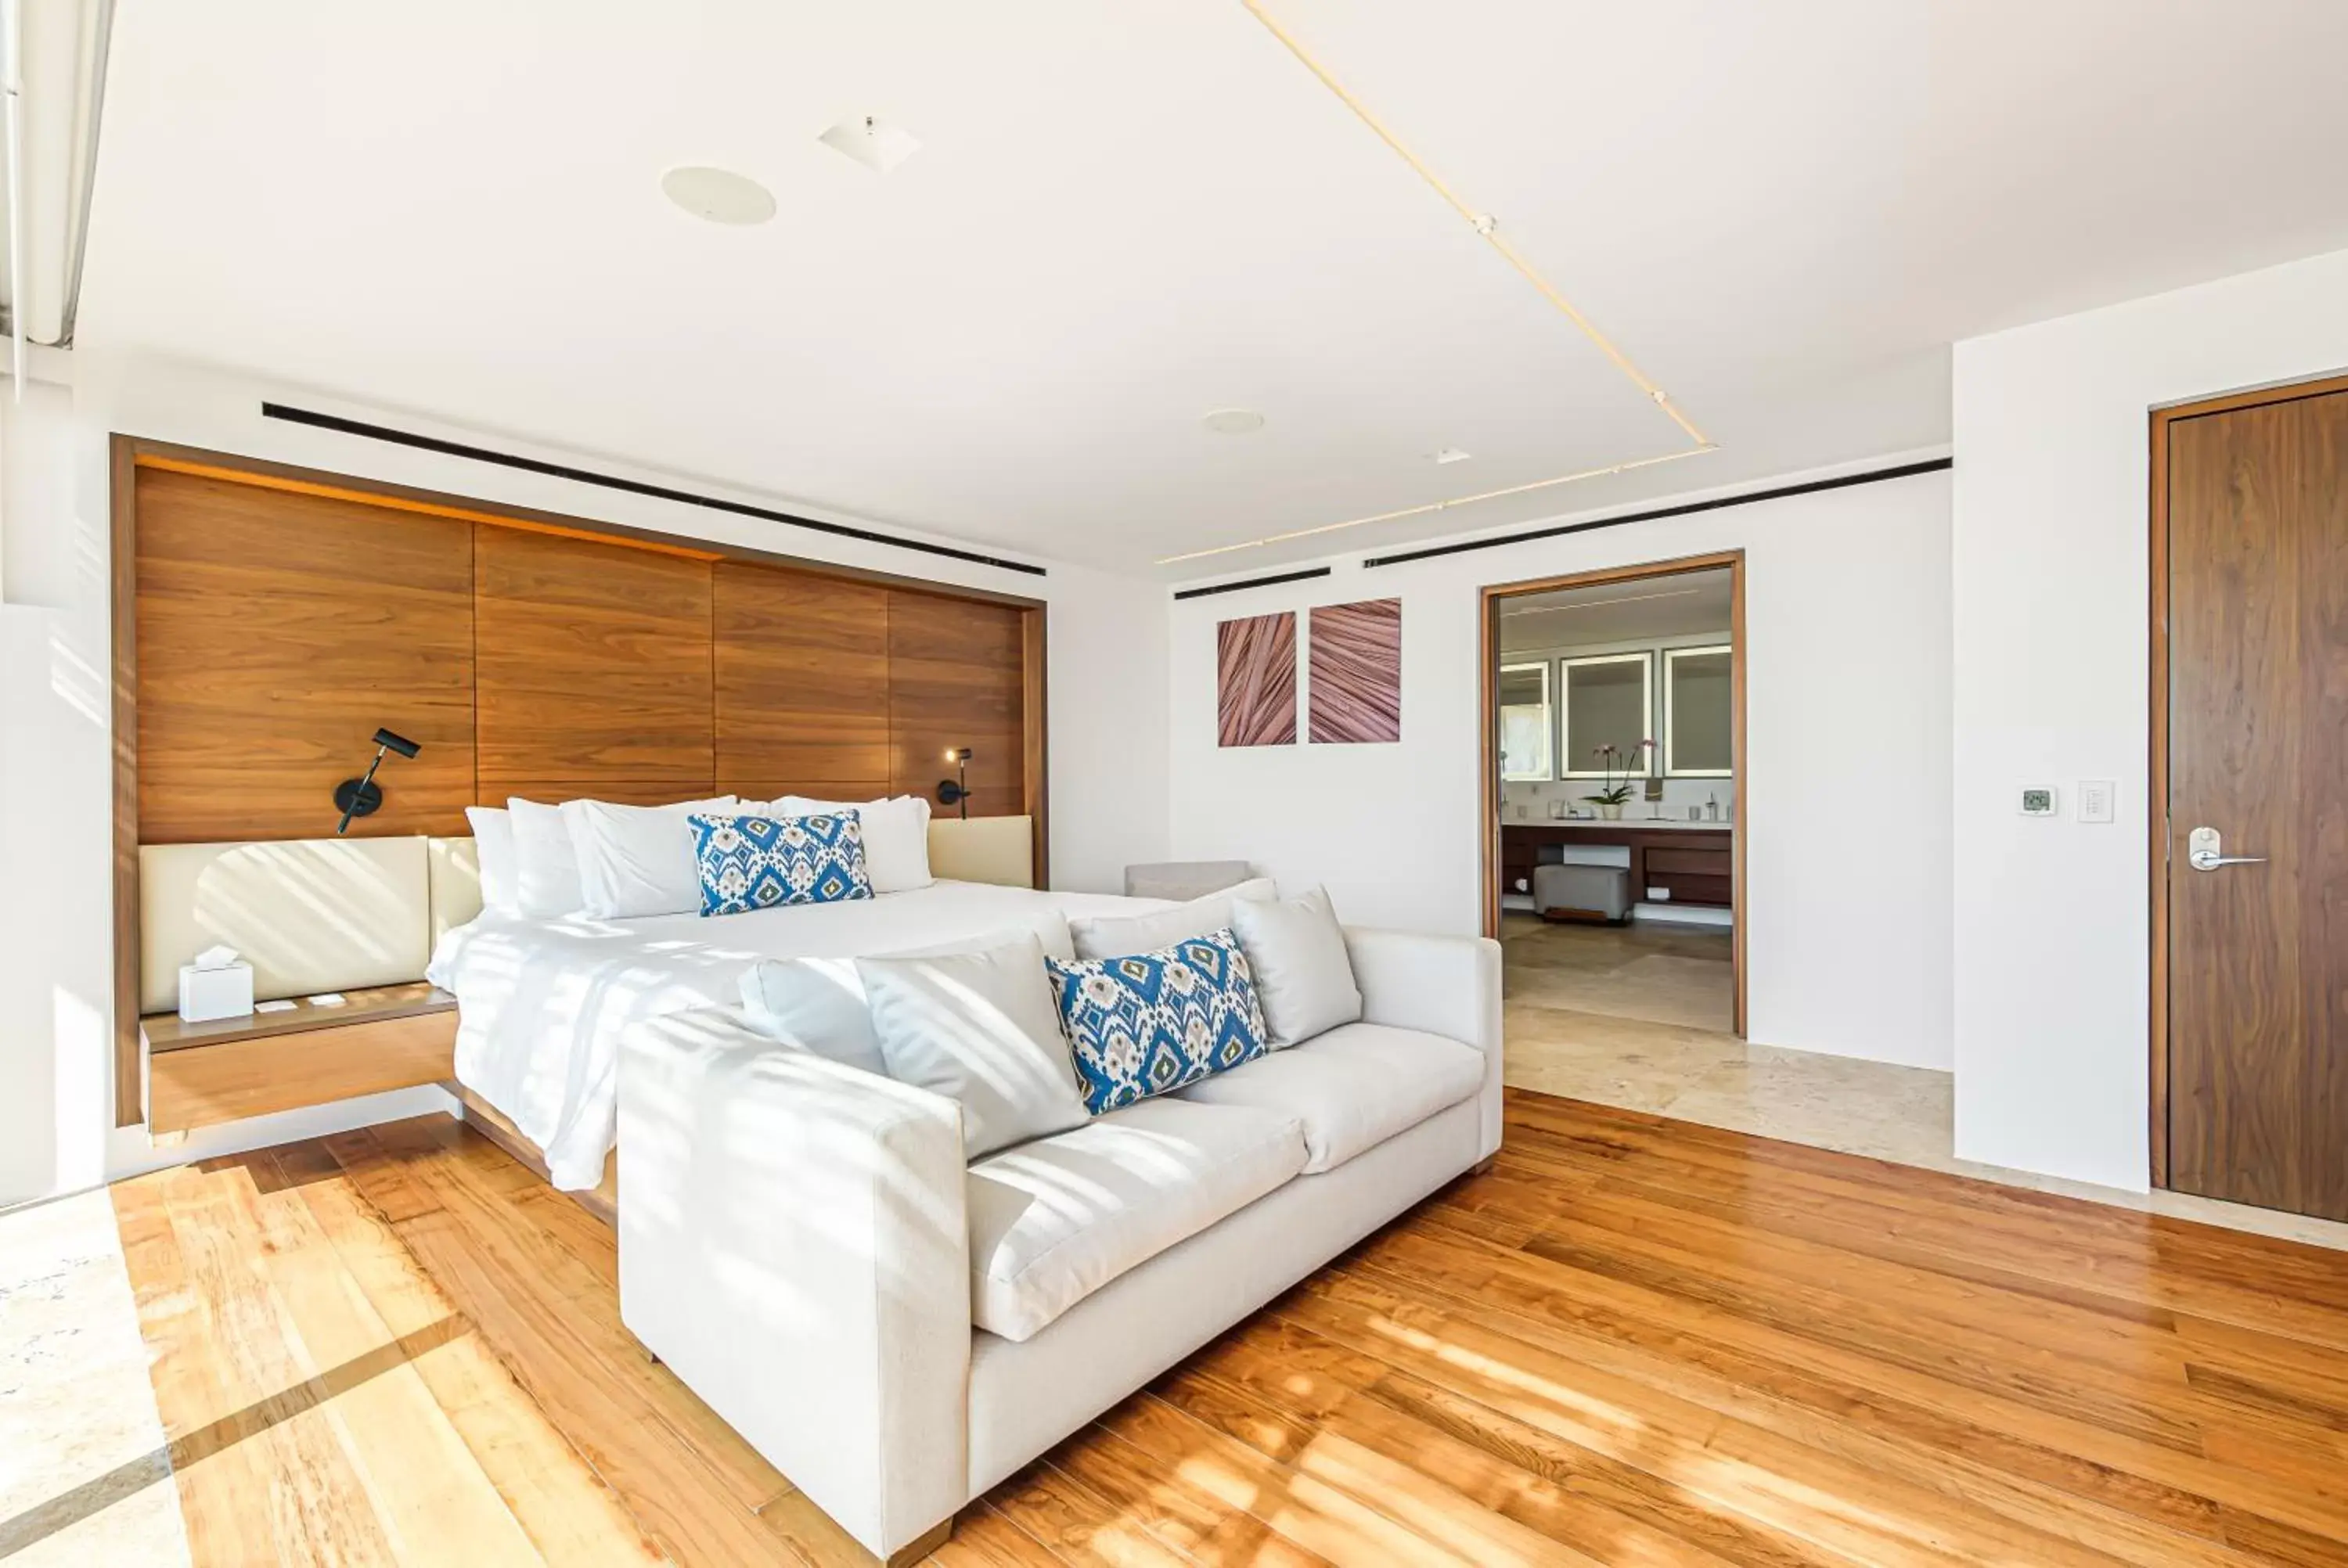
[334,728,422,834]
[937,747,973,819]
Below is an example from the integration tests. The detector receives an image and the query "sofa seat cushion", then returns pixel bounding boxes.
[966,1099,1306,1342]
[1172,1023,1485,1174]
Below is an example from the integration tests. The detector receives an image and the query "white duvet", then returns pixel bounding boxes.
[426,880,1163,1189]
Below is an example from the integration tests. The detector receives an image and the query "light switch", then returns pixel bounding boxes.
[2078,780,2116,824]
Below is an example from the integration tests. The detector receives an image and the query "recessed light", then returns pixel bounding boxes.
[1203,409,1266,436]
[1432,447,1471,465]
[819,115,922,174]
[661,166,776,225]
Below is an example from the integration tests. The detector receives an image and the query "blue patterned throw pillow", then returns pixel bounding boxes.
[1046,927,1270,1114]
[687,811,874,916]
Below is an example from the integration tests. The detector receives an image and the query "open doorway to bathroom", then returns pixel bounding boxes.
[1480,552,1745,1082]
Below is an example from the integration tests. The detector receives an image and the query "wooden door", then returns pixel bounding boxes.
[2163,383,2348,1219]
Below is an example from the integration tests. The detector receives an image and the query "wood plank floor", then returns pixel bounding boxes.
[101,1090,2348,1566]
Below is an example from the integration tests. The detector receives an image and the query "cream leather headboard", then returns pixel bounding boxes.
[139,837,434,1014]
[928,815,1035,890]
[427,836,483,943]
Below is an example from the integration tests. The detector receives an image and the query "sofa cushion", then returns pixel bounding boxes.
[1228,885,1362,1047]
[1172,1022,1485,1174]
[1046,929,1271,1114]
[966,1098,1307,1342]
[1069,877,1276,961]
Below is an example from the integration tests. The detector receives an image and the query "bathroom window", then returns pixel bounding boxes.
[1560,651,1655,777]
[1664,645,1734,776]
[1496,662,1553,780]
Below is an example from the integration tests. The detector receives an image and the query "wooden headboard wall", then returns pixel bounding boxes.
[112,437,1046,1121]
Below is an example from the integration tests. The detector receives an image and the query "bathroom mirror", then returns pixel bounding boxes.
[1561,651,1654,777]
[1664,644,1733,775]
[1496,662,1553,780]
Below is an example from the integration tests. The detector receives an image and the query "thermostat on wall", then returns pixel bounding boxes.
[2018,786,2058,818]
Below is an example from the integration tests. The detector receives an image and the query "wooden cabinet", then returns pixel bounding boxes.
[1501,823,1733,909]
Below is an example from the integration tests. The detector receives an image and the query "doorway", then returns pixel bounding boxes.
[2152,372,2348,1221]
[1480,552,1746,1053]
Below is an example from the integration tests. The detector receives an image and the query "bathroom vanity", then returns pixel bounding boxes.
[1499,818,1733,908]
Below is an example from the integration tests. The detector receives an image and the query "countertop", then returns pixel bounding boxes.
[1507,817,1732,833]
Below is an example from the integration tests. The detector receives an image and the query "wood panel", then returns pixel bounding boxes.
[95,1091,2348,1566]
[888,589,1027,818]
[133,466,477,842]
[474,526,715,804]
[2164,387,2348,1221]
[713,561,891,800]
[146,1009,457,1133]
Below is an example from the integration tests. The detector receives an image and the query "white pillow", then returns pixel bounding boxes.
[766,795,933,894]
[464,806,517,915]
[507,798,585,918]
[857,933,1090,1159]
[1228,885,1362,1048]
[566,796,737,919]
[1070,876,1277,961]
[736,915,1075,1077]
[736,956,887,1077]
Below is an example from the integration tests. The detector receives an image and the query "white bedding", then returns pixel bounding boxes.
[426,879,1167,1189]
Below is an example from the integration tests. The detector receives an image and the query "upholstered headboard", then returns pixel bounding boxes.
[139,819,1032,1014]
[138,835,482,1015]
[928,815,1035,890]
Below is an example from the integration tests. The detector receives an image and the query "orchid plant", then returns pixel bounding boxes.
[1583,739,1655,807]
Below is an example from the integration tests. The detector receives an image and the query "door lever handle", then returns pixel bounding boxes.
[2186,825,2267,872]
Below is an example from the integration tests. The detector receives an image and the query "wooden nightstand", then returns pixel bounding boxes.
[142,981,458,1134]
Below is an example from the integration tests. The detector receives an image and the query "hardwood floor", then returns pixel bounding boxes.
[85,1092,2348,1566]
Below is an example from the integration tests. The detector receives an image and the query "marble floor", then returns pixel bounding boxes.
[0,1189,189,1566]
[1501,913,2348,1253]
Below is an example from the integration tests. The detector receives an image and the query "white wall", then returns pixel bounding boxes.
[0,348,1168,1205]
[1169,459,1955,1070]
[1950,244,2348,1191]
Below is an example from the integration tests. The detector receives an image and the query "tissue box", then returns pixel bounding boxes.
[178,961,255,1023]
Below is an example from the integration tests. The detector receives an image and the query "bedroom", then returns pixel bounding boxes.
[5,2,2348,1564]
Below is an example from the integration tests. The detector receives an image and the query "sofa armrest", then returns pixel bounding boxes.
[1342,926,1504,1159]
[618,1005,969,1558]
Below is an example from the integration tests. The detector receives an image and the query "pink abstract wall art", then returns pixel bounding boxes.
[1308,598,1401,744]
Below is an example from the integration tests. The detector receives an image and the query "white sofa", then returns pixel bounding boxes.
[616,925,1502,1563]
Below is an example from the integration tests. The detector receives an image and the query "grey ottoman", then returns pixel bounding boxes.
[1533,862,1630,923]
[1123,860,1255,901]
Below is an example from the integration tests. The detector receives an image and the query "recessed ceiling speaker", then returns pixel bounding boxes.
[661,166,778,225]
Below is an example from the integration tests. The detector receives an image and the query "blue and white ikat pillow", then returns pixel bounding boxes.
[1046,927,1270,1114]
[688,811,874,916]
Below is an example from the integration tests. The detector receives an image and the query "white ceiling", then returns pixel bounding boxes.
[77,2,2348,577]
[1499,567,1733,651]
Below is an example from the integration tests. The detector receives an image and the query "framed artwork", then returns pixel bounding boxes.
[1216,611,1297,746]
[1308,598,1401,744]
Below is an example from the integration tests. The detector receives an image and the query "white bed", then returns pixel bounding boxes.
[427,880,1167,1189]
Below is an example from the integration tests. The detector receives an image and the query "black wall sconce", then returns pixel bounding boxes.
[335,728,422,834]
[936,747,974,819]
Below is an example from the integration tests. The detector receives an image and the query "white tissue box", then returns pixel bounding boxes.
[178,961,255,1023]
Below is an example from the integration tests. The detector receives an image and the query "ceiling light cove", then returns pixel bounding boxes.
[1152,1,1720,566]
[660,166,776,225]
[1202,408,1266,435]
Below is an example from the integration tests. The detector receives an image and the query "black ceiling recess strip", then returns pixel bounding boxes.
[1363,456,1953,569]
[1171,566,1333,601]
[259,401,1046,577]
